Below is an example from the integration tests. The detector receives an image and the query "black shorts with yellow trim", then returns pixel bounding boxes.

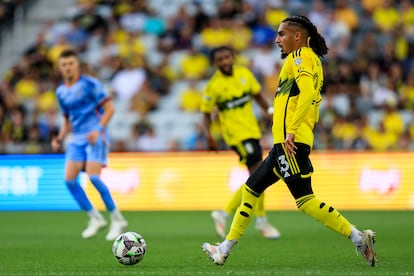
[269,142,313,184]
[230,139,263,167]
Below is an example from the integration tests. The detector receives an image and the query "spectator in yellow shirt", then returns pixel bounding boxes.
[382,101,405,136]
[334,0,359,31]
[200,17,232,49]
[264,2,289,29]
[179,47,209,80]
[14,71,38,103]
[372,0,400,32]
[179,80,202,113]
[399,72,414,109]
[364,121,398,151]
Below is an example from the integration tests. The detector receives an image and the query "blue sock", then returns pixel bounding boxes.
[65,179,93,211]
[89,175,116,212]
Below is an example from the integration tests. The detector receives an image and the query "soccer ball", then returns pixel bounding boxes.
[112,231,147,265]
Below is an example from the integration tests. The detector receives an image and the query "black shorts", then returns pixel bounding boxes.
[230,139,263,168]
[246,142,314,193]
[270,142,313,182]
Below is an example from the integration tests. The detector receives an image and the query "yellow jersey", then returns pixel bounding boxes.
[201,65,262,146]
[272,47,323,148]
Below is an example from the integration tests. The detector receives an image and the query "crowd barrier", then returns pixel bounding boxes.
[0,151,412,211]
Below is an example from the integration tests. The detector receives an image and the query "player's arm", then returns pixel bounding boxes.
[88,98,114,144]
[97,98,115,129]
[253,93,273,117]
[286,53,315,135]
[286,73,314,134]
[202,112,219,151]
[249,67,273,116]
[201,81,219,151]
[51,114,70,152]
[284,73,314,156]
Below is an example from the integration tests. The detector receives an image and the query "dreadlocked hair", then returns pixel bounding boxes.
[283,15,329,57]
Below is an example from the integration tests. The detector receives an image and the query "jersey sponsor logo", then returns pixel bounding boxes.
[217,93,251,111]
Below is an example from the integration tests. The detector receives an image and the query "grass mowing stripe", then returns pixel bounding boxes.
[0,211,412,276]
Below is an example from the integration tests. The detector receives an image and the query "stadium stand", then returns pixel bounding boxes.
[1,0,414,153]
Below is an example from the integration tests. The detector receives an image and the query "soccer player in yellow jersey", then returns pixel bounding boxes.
[202,15,377,267]
[201,46,281,240]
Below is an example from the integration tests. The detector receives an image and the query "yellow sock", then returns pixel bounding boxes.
[255,193,265,217]
[296,194,352,238]
[224,184,243,214]
[224,184,266,217]
[226,184,260,241]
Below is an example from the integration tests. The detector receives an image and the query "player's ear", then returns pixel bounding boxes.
[294,31,302,41]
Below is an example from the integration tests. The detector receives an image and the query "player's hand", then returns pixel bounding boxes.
[88,130,100,144]
[206,135,219,151]
[284,133,297,156]
[51,137,62,152]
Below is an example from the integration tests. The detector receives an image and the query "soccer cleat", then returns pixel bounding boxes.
[356,229,377,266]
[255,219,281,239]
[211,210,228,239]
[202,242,229,266]
[105,219,128,241]
[82,217,107,239]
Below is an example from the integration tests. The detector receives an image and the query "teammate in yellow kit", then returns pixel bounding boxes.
[202,15,377,267]
[201,46,280,239]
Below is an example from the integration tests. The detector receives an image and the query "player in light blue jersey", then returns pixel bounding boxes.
[51,49,128,240]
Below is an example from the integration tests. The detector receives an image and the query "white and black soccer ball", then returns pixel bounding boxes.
[112,231,147,265]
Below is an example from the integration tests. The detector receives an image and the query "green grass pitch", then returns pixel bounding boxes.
[0,210,413,276]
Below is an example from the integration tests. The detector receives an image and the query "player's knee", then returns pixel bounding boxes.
[64,179,80,194]
[89,175,110,194]
[244,184,261,197]
[65,179,78,187]
[287,177,313,200]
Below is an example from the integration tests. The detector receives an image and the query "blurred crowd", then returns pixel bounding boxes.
[1,0,414,154]
[0,0,36,45]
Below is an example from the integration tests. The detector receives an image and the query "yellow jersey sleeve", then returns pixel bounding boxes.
[200,80,217,113]
[272,47,324,147]
[287,51,316,133]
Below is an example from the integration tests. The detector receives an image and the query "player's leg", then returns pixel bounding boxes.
[226,154,279,242]
[220,139,262,215]
[86,137,127,240]
[65,161,94,211]
[211,139,279,239]
[244,140,280,239]
[209,143,246,239]
[290,178,377,266]
[65,143,107,238]
[202,154,279,265]
[284,144,377,266]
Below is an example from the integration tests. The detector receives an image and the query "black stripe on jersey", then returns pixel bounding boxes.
[283,96,289,139]
[292,49,301,58]
[289,81,300,97]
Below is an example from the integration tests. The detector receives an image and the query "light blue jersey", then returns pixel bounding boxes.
[56,75,110,164]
